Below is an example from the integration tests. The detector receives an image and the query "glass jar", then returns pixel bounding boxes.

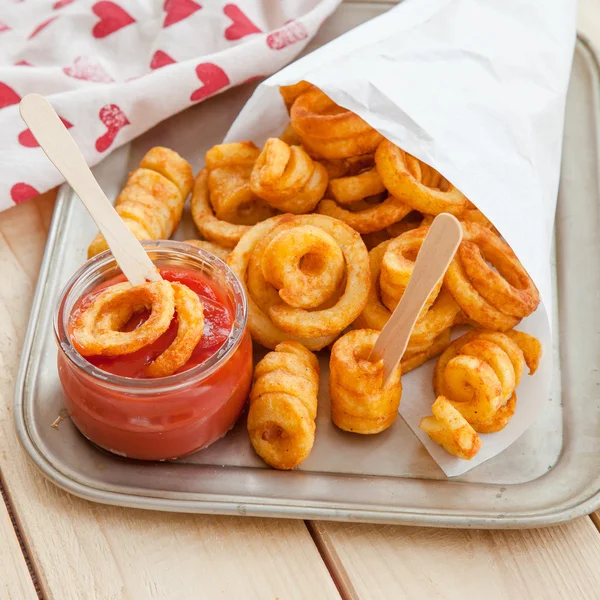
[54,241,252,461]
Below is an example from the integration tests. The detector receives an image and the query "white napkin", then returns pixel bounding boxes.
[0,0,341,207]
[226,0,577,476]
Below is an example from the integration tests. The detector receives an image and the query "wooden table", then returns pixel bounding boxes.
[3,3,600,599]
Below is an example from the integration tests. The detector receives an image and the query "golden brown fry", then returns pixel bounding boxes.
[429,328,541,442]
[401,328,451,374]
[206,142,276,225]
[71,280,176,357]
[228,214,370,350]
[290,86,383,159]
[247,341,319,470]
[191,169,251,248]
[420,396,481,460]
[445,222,540,330]
[250,138,328,213]
[375,140,468,216]
[88,147,193,258]
[330,329,402,434]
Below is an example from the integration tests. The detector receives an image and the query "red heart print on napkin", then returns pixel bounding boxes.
[190,63,230,102]
[63,56,114,83]
[11,183,40,204]
[29,16,59,39]
[92,2,135,39]
[163,0,202,28]
[0,83,21,109]
[267,20,308,50]
[19,117,73,148]
[150,50,176,70]
[223,4,261,41]
[95,104,130,152]
[0,21,10,33]
[54,0,75,8]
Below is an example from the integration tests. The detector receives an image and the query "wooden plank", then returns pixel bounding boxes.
[310,519,600,600]
[0,194,340,600]
[0,485,38,600]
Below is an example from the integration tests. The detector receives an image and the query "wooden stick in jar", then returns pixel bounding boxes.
[370,213,463,382]
[19,94,161,286]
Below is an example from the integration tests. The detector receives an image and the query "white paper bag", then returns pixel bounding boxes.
[225,0,577,476]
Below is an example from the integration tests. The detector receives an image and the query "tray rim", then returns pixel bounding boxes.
[13,34,600,529]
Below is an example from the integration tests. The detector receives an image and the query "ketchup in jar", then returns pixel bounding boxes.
[54,241,252,461]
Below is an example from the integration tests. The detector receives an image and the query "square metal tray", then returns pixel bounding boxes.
[14,2,600,528]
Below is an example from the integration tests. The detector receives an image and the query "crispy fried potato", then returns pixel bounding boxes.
[88,147,192,258]
[183,239,230,262]
[330,329,402,434]
[248,341,319,470]
[250,138,328,213]
[420,396,481,460]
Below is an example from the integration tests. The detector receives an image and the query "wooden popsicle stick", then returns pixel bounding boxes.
[369,213,463,383]
[19,94,160,287]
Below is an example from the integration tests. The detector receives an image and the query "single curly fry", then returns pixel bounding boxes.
[261,225,345,309]
[328,167,386,205]
[505,330,542,375]
[375,140,468,216]
[145,282,204,378]
[88,147,192,258]
[290,86,383,159]
[420,396,481,460]
[227,216,338,350]
[71,281,175,357]
[206,142,276,225]
[317,194,412,234]
[330,329,402,434]
[247,341,319,470]
[191,169,251,248]
[445,222,540,330]
[250,138,328,213]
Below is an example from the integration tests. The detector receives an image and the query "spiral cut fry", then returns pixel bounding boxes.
[250,138,328,213]
[206,142,276,225]
[71,280,204,377]
[290,86,383,159]
[420,328,542,459]
[375,140,468,216]
[247,341,320,470]
[420,397,482,461]
[228,214,370,350]
[330,329,402,434]
[444,222,540,331]
[88,147,193,258]
[355,228,461,354]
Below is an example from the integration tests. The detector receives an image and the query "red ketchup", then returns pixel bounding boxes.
[57,265,252,461]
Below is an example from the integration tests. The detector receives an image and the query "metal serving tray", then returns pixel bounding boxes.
[14,2,600,528]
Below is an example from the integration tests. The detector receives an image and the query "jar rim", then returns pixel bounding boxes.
[54,240,248,395]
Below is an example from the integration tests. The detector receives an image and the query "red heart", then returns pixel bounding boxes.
[223,4,261,41]
[190,63,230,103]
[54,0,74,8]
[266,20,308,50]
[92,2,135,39]
[29,16,59,39]
[95,104,130,152]
[63,56,114,83]
[150,50,176,70]
[11,183,40,204]
[0,83,21,109]
[163,0,201,28]
[0,21,10,33]
[19,117,73,148]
